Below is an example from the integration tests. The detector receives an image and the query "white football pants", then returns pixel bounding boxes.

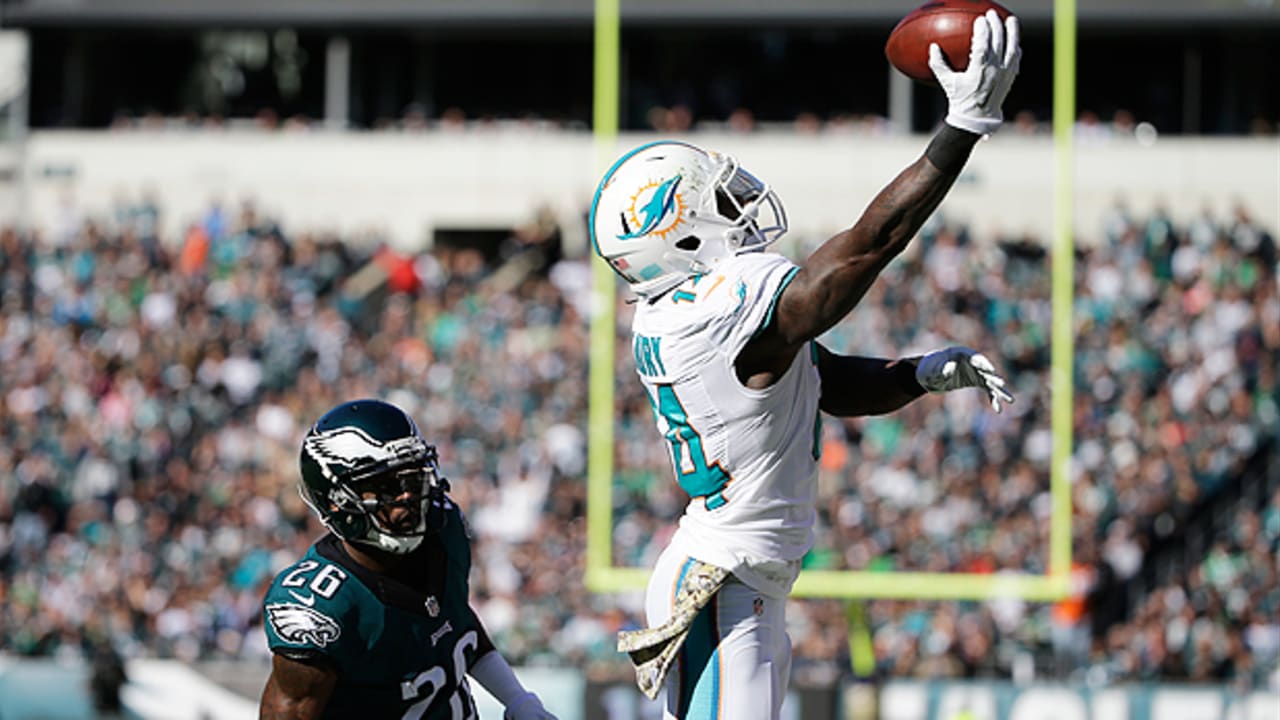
[644,533,792,720]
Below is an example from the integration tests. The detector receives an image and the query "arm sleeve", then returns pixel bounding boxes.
[814,343,926,417]
[468,650,532,709]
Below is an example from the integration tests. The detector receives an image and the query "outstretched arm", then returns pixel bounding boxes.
[260,653,337,720]
[771,127,976,339]
[737,11,1020,388]
[817,343,1015,417]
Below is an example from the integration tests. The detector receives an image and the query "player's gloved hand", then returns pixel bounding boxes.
[915,346,1015,413]
[929,9,1021,135]
[504,691,558,720]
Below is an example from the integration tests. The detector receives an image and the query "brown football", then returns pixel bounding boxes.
[885,0,1013,84]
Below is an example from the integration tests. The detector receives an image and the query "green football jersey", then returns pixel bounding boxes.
[263,499,493,719]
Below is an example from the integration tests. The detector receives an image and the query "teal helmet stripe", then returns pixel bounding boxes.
[589,140,704,258]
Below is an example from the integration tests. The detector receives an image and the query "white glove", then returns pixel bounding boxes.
[929,10,1021,135]
[916,346,1015,413]
[504,691,558,720]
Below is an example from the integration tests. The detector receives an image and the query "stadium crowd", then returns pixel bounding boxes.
[0,189,1276,691]
[103,103,1280,139]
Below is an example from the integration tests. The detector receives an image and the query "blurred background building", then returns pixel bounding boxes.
[0,1,1276,718]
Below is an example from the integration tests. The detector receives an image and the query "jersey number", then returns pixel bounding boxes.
[654,385,730,509]
[401,630,479,720]
[281,561,346,598]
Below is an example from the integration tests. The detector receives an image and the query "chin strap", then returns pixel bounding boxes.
[425,474,451,532]
[364,529,424,555]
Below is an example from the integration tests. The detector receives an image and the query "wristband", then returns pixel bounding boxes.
[925,125,981,175]
[892,357,928,398]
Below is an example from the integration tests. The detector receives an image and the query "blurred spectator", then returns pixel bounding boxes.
[793,111,823,135]
[1111,109,1137,137]
[1010,110,1044,135]
[1248,115,1276,136]
[88,641,128,718]
[646,104,695,133]
[439,106,468,132]
[1075,110,1109,141]
[253,108,279,131]
[402,103,430,132]
[727,107,757,133]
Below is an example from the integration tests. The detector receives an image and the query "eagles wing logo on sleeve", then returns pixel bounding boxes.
[266,603,342,648]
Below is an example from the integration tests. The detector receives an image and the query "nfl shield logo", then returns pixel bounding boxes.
[425,596,440,617]
[753,597,764,616]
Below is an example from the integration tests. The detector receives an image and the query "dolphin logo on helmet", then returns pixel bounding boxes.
[591,141,788,299]
[619,175,685,240]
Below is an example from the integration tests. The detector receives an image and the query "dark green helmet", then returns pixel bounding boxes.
[299,399,447,554]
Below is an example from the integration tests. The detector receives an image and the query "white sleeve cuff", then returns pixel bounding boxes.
[945,112,1002,136]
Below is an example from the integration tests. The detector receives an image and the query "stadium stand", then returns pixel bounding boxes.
[1,2,1277,716]
[0,192,1274,696]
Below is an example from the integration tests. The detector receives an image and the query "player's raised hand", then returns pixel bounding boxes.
[929,9,1021,135]
[915,346,1015,413]
[504,691,559,720]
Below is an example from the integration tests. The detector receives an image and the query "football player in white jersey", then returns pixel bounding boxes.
[592,11,1021,720]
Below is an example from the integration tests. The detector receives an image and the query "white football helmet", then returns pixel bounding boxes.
[590,141,788,298]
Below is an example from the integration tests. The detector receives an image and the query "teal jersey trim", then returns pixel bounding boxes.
[749,265,801,340]
[676,564,722,719]
[652,384,731,510]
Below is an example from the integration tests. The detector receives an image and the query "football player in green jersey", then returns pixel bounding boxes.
[260,399,557,720]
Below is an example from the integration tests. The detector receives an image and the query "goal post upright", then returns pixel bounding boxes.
[587,0,1075,602]
[585,0,621,592]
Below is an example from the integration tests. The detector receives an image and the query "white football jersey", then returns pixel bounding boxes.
[631,251,822,597]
